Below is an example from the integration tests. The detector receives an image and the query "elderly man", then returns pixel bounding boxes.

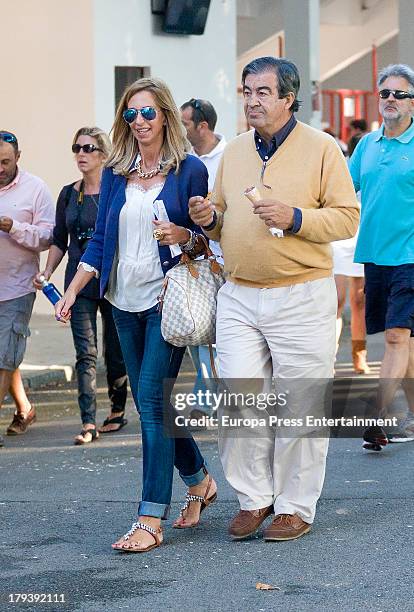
[0,131,54,446]
[189,57,359,541]
[350,64,414,449]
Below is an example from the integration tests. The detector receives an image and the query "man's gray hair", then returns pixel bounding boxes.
[378,64,414,91]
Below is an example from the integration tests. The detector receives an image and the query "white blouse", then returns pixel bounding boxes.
[105,182,165,312]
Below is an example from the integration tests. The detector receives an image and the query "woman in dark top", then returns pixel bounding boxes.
[34,127,128,444]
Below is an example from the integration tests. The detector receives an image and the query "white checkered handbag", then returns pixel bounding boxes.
[158,240,225,347]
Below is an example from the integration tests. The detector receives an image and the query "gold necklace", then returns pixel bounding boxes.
[136,157,161,179]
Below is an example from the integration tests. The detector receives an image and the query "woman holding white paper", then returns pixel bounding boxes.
[55,77,216,554]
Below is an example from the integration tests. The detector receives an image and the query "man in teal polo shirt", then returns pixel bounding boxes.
[349,63,414,450]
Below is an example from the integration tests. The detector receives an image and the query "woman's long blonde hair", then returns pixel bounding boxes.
[107,77,191,176]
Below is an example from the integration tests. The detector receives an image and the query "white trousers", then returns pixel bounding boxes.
[216,277,337,523]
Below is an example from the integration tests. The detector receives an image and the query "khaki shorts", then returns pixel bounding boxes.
[0,293,35,371]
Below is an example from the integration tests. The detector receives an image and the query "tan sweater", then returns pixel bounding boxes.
[205,121,359,288]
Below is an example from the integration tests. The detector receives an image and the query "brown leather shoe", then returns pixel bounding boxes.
[6,406,36,435]
[264,513,311,541]
[229,505,273,540]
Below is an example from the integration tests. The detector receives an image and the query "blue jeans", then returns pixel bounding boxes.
[112,304,207,519]
[70,297,127,425]
[188,345,218,415]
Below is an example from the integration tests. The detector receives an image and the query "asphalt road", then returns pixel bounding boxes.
[1,371,414,612]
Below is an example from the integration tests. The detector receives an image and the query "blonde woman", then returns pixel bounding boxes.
[54,80,217,553]
[34,127,128,444]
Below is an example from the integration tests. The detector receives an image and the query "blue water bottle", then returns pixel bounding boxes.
[40,276,62,306]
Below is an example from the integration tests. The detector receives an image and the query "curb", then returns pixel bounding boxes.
[20,366,73,391]
[20,358,107,391]
[19,352,196,392]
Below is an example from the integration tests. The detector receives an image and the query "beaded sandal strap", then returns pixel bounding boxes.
[186,493,205,504]
[180,493,205,516]
[123,521,159,543]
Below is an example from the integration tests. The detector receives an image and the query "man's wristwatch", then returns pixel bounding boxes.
[201,210,217,231]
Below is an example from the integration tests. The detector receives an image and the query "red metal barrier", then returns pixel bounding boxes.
[322,45,380,143]
[322,89,376,142]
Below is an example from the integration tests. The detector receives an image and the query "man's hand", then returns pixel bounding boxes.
[0,216,13,233]
[33,269,52,290]
[188,196,214,228]
[252,199,294,231]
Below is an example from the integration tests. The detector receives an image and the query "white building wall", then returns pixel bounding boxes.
[2,1,96,315]
[322,36,398,91]
[93,0,237,141]
[2,0,95,199]
[237,0,398,84]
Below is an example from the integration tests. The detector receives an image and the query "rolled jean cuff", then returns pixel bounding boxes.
[179,463,208,487]
[138,501,170,520]
[82,418,96,426]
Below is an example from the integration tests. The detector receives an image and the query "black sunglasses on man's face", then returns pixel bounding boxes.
[379,89,414,100]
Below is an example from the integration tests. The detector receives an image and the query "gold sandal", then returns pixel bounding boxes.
[173,475,217,529]
[112,521,163,553]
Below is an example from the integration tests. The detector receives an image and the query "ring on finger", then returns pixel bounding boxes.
[153,229,165,241]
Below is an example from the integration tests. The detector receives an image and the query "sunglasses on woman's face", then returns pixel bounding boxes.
[122,106,157,124]
[72,144,102,154]
[379,89,414,100]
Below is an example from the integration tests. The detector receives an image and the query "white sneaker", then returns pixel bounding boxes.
[389,414,414,443]
[388,433,414,443]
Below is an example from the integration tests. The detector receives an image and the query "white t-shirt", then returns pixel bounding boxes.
[193,134,226,263]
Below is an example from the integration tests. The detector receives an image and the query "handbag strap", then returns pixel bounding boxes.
[208,343,219,380]
[197,234,213,258]
[181,233,212,262]
[180,234,222,277]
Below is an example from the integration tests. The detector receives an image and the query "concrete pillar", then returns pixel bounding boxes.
[398,0,414,66]
[282,0,321,128]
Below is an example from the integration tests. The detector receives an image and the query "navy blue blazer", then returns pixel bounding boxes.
[81,154,208,298]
